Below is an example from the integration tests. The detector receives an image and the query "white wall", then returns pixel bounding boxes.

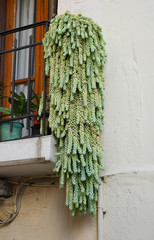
[58,1,154,239]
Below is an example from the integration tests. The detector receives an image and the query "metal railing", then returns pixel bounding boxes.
[0,20,50,141]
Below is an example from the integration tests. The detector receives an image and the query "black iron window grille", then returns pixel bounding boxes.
[0,21,49,141]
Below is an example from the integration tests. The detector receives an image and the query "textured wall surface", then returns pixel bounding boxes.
[59,0,154,240]
[103,172,154,240]
[0,185,97,240]
[58,0,154,171]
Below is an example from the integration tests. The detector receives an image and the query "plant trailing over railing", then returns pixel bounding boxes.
[42,11,106,216]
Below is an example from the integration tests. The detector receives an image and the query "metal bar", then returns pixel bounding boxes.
[0,21,50,36]
[45,21,48,33]
[26,35,32,133]
[0,19,51,139]
[0,41,42,55]
[31,9,36,78]
[0,133,44,143]
[16,0,22,82]
[0,113,38,123]
[0,37,2,86]
[0,36,4,86]
[10,39,17,132]
[42,22,48,135]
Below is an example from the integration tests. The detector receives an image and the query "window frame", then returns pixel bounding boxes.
[0,0,58,107]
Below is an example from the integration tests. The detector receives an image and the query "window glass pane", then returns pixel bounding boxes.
[15,0,36,80]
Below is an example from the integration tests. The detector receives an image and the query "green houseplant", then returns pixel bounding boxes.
[0,89,39,141]
[0,91,25,141]
[42,11,106,216]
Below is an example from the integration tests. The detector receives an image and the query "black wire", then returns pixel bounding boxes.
[0,177,56,225]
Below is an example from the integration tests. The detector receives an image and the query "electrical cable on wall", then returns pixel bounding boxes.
[0,176,58,226]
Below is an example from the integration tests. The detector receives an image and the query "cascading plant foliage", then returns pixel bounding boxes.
[42,11,106,216]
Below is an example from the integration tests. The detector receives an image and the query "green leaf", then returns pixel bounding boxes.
[31,90,40,106]
[0,107,11,115]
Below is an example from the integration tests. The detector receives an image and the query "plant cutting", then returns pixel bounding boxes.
[42,11,106,216]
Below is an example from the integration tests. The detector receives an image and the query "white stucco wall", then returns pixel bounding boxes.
[58,0,154,239]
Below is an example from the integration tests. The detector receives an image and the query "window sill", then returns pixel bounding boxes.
[0,136,57,177]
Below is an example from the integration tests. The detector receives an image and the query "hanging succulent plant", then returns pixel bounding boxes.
[42,11,106,216]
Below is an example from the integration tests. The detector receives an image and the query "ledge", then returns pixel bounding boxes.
[0,136,57,177]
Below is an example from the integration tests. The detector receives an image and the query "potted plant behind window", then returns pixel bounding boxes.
[26,90,49,136]
[0,90,37,141]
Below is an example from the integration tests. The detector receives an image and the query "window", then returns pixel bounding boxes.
[0,0,57,139]
[0,0,58,108]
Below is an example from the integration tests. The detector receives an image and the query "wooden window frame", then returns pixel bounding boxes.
[1,0,58,107]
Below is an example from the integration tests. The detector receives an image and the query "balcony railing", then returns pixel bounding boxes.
[0,21,50,141]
